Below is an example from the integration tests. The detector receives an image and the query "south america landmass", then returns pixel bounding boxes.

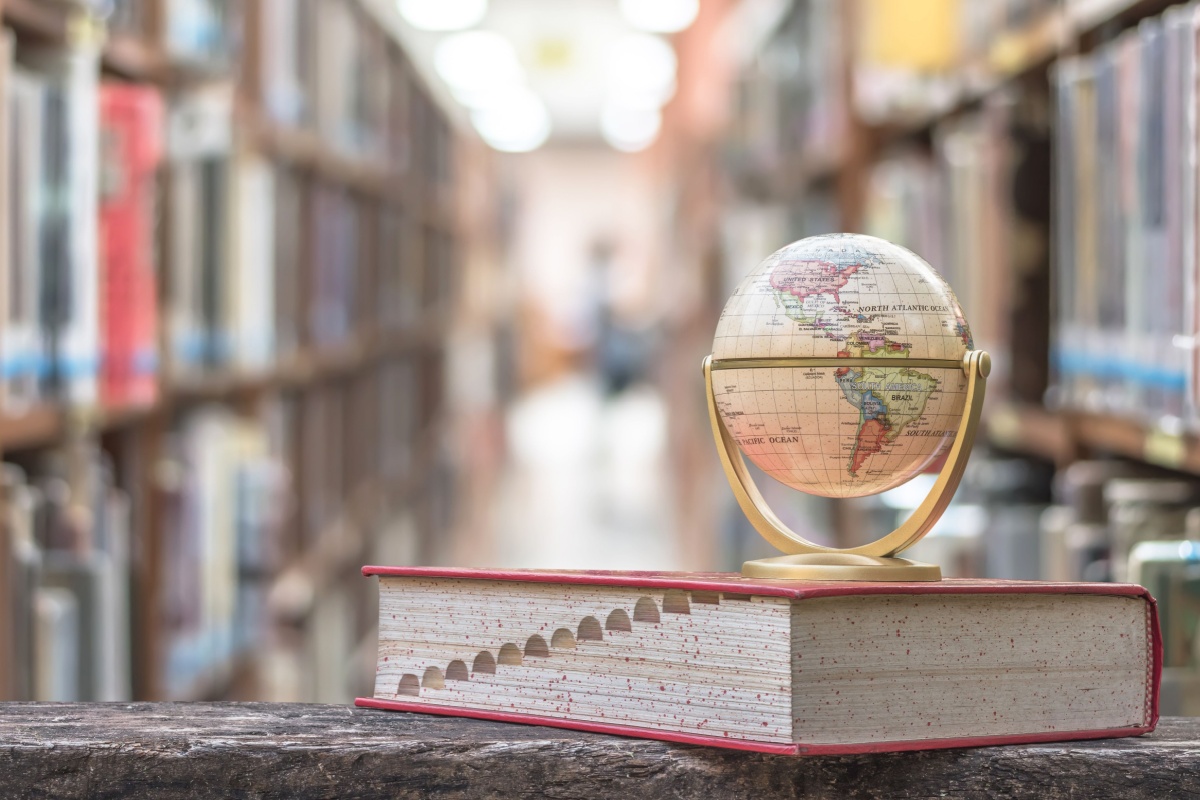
[835,364,938,476]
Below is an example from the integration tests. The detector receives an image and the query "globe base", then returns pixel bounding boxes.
[742,553,942,582]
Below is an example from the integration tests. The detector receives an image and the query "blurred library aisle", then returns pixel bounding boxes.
[9,0,1200,718]
[487,373,679,570]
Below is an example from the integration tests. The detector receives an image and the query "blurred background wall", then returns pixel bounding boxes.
[5,0,1200,715]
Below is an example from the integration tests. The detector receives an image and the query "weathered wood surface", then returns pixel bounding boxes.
[0,703,1195,800]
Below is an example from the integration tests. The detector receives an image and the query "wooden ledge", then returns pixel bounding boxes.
[0,703,1196,798]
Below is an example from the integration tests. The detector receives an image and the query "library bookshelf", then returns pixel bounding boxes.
[723,0,1200,519]
[0,0,466,703]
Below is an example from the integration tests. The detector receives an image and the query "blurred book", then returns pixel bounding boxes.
[376,207,407,332]
[308,182,360,349]
[257,0,314,127]
[313,0,388,158]
[379,358,419,484]
[99,82,163,409]
[271,165,303,362]
[166,83,233,376]
[3,40,45,412]
[300,386,345,546]
[167,85,281,379]
[229,150,276,372]
[32,587,79,701]
[9,40,104,407]
[385,52,412,174]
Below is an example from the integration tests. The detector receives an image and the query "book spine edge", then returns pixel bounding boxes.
[354,697,1155,755]
[1146,590,1163,731]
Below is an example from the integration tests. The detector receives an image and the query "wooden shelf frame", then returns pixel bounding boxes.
[989,404,1200,476]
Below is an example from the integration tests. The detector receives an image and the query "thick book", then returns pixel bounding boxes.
[358,567,1161,755]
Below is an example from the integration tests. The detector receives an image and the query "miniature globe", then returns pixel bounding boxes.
[712,233,975,499]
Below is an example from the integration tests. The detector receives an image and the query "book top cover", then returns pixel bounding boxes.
[362,565,1153,602]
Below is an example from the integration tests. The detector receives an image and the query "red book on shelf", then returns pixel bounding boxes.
[357,567,1160,755]
[99,83,163,409]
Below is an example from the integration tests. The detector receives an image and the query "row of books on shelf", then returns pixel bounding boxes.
[157,407,286,699]
[728,0,1067,177]
[165,355,442,700]
[726,0,846,185]
[106,0,450,172]
[0,348,438,701]
[856,0,1063,124]
[1053,2,1198,425]
[1,37,453,415]
[856,87,1051,405]
[731,0,1155,179]
[0,448,132,701]
[861,108,1016,397]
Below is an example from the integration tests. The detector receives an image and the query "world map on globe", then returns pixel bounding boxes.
[711,234,974,499]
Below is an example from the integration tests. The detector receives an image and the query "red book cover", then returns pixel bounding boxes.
[357,567,1161,756]
[99,84,163,409]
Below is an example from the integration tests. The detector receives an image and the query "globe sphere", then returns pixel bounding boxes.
[712,233,975,499]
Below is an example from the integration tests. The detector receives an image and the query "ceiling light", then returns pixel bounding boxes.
[601,103,661,152]
[397,0,488,31]
[435,31,524,105]
[619,0,699,33]
[471,87,552,152]
[607,34,677,108]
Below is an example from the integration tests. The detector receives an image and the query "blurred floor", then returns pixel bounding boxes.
[487,371,681,570]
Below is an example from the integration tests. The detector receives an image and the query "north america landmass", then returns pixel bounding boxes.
[766,254,973,349]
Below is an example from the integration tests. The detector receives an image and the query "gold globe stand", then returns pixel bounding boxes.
[704,350,990,581]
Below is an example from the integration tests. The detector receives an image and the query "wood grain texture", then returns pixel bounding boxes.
[0,702,1196,799]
